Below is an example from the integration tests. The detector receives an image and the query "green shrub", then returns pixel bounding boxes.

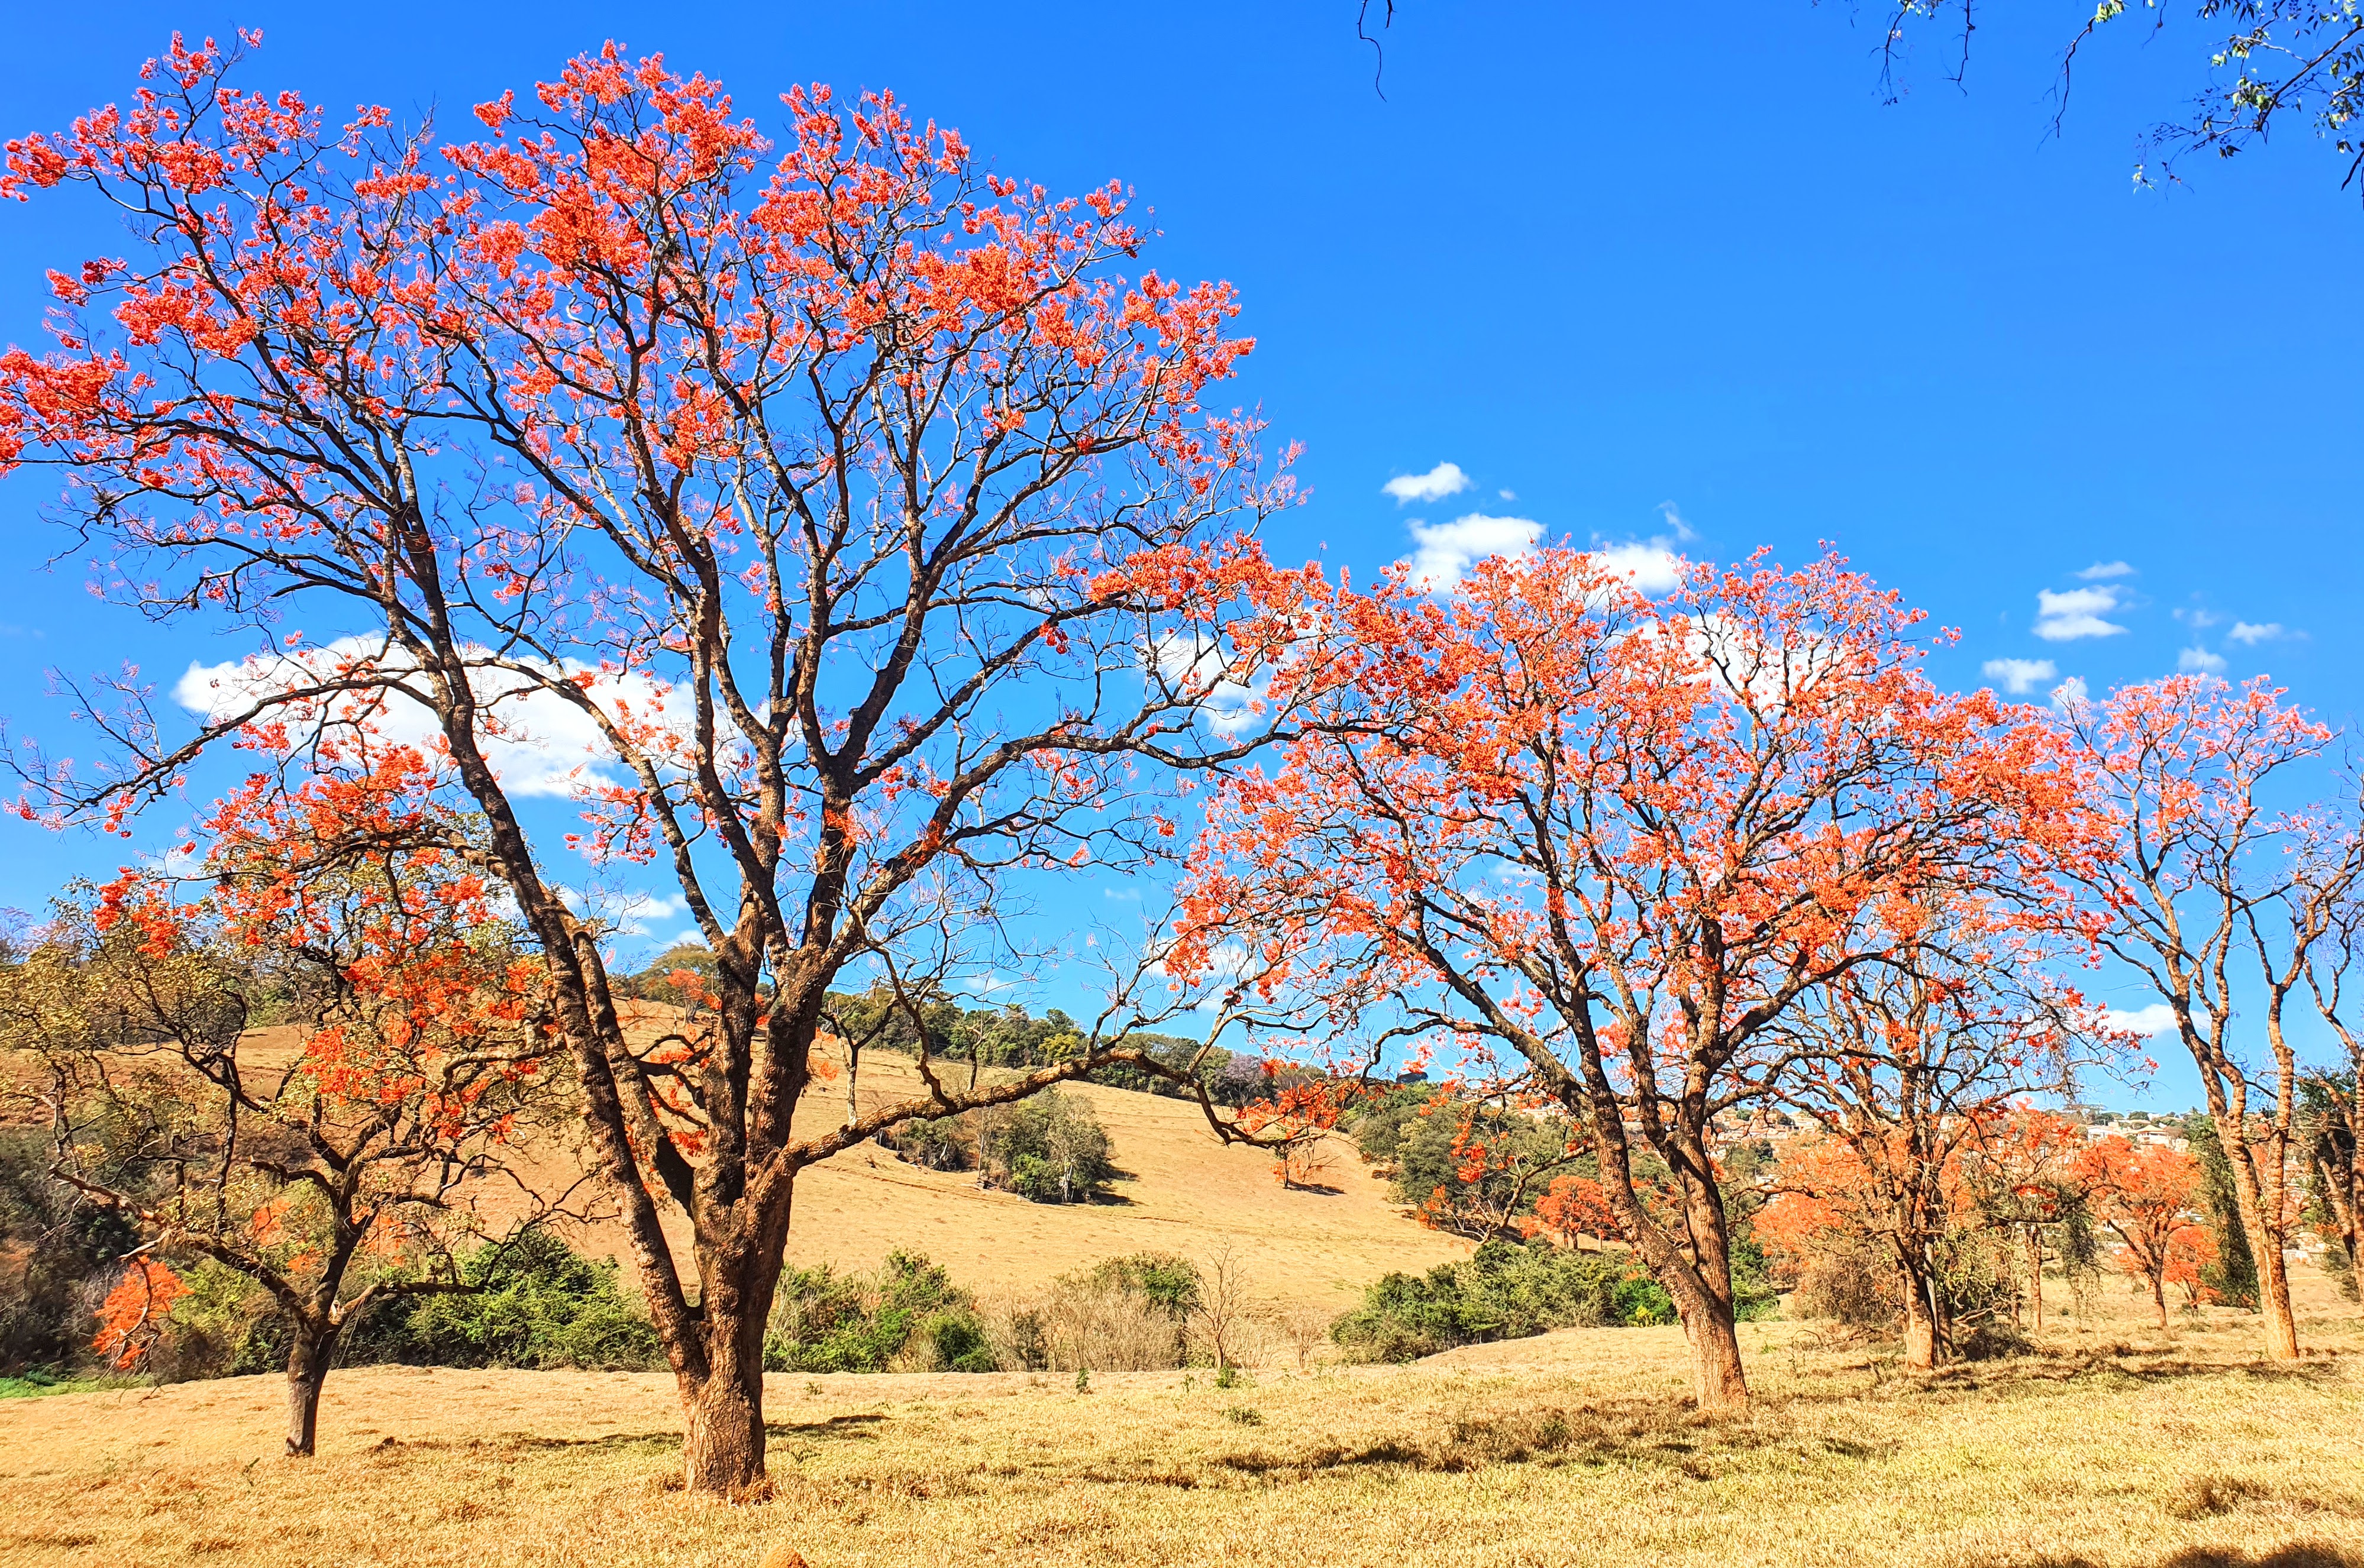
[1331,1240,1658,1362]
[763,1250,996,1373]
[345,1229,664,1370]
[981,1091,1116,1204]
[1080,1252,1202,1317]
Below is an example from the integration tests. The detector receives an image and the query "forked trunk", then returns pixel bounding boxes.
[284,1324,338,1459]
[2217,1113,2300,1360]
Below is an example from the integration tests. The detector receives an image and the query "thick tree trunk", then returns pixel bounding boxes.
[2217,1113,2300,1360]
[283,1325,338,1459]
[2149,1271,2169,1331]
[1676,1292,1749,1409]
[682,1350,768,1495]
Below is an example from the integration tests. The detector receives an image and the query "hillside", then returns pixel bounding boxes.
[211,1015,1472,1314]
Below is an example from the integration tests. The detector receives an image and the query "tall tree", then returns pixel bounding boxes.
[1175,547,2096,1408]
[0,37,1318,1490]
[2060,676,2342,1359]
[5,748,557,1456]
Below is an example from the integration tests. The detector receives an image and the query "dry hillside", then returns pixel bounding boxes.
[223,1014,1473,1312]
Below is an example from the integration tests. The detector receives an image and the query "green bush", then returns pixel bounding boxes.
[345,1229,665,1370]
[1332,1240,1664,1362]
[981,1091,1116,1204]
[763,1250,996,1373]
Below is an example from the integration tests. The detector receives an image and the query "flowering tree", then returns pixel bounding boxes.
[2079,1135,2207,1330]
[10,748,556,1455]
[2059,676,2352,1360]
[0,38,1320,1490]
[1175,547,2095,1408]
[1752,888,2115,1366]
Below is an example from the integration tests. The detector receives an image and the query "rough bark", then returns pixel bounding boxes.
[1900,1257,1939,1370]
[283,1324,337,1459]
[2217,1116,2300,1360]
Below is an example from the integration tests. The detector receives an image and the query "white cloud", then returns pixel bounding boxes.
[1401,512,1542,593]
[2052,675,2091,713]
[1594,538,1685,595]
[1981,657,2059,696]
[2177,646,2228,674]
[2172,606,2220,629]
[2228,621,2286,646]
[2076,561,2135,581]
[2101,1003,2178,1038]
[1382,463,1473,506]
[1147,628,1269,735]
[1655,500,1698,542]
[2032,586,2128,642]
[175,635,691,800]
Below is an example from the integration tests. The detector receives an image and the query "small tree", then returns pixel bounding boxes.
[9,751,560,1455]
[2080,1136,2205,1330]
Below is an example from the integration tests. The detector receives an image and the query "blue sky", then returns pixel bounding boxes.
[2,2,2357,1107]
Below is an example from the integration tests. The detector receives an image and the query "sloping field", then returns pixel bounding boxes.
[3,1279,2359,1568]
[232,1011,1474,1312]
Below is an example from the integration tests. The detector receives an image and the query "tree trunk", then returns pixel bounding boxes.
[2026,1229,2045,1334]
[1901,1262,1939,1370]
[283,1324,338,1459]
[2149,1270,2169,1331]
[682,1350,768,1495]
[2217,1112,2300,1360]
[1676,1291,1749,1409]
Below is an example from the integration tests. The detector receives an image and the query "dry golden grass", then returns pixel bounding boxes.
[4,1267,2360,1568]
[483,1034,1474,1315]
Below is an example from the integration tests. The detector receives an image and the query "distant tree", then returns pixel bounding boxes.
[2080,1136,2208,1329]
[1756,893,2113,1366]
[981,1090,1115,1204]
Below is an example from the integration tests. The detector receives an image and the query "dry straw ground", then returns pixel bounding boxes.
[4,1269,2360,1568]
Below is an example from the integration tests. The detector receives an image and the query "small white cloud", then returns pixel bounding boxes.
[2051,675,2090,713]
[1382,463,1473,506]
[2172,606,2221,629]
[2177,646,2227,674]
[1981,657,2058,696]
[2228,621,2286,646]
[2076,561,2135,581]
[1655,500,1698,542]
[2032,586,2128,642]
[1497,488,1516,501]
[1401,513,1542,593]
[2101,1003,2178,1038]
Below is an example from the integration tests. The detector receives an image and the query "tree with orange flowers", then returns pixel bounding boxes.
[0,37,1327,1491]
[2079,1134,2208,1330]
[1752,895,2114,1367]
[13,748,561,1456]
[1175,547,2100,1409]
[2058,676,2364,1360]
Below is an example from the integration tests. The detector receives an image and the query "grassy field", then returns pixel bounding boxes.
[4,1269,2359,1568]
